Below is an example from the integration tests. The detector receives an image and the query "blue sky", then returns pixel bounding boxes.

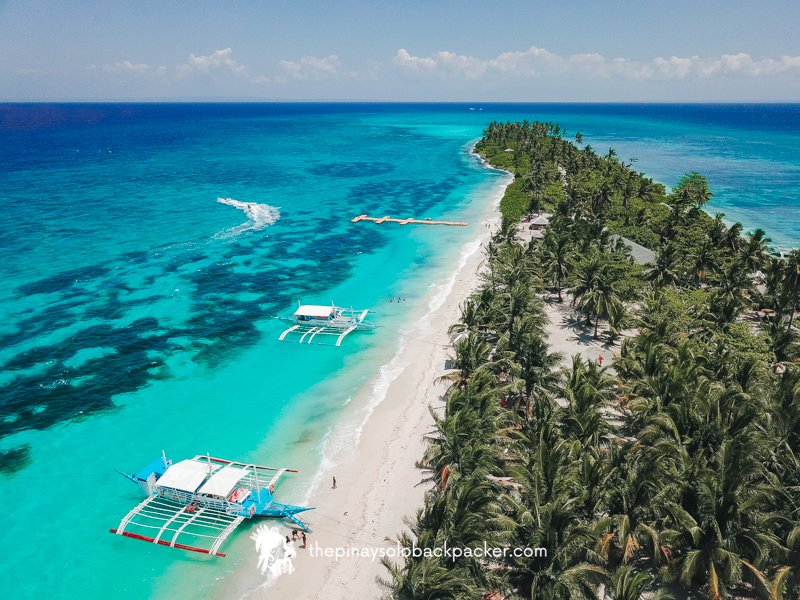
[2,0,799,101]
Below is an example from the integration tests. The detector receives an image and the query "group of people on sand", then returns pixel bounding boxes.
[287,530,307,548]
[281,476,337,550]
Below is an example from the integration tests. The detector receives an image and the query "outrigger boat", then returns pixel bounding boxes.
[275,302,377,346]
[111,453,312,557]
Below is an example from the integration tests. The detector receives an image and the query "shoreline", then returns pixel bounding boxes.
[215,149,513,600]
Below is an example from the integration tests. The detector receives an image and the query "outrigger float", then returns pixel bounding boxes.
[111,453,312,557]
[275,302,377,346]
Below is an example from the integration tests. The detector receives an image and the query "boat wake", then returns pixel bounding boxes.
[215,198,281,238]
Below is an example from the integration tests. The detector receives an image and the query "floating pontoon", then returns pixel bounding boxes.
[351,214,468,226]
[111,453,312,557]
[275,302,377,346]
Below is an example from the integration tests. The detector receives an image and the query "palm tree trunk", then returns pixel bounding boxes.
[594,314,599,339]
[557,276,563,302]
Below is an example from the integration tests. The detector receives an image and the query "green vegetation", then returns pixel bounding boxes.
[383,121,800,600]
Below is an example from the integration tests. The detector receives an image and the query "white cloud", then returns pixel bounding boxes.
[393,46,583,79]
[177,48,248,77]
[653,56,698,79]
[393,47,800,82]
[435,51,488,79]
[701,53,800,77]
[275,55,352,83]
[393,48,437,73]
[100,61,166,75]
[488,46,562,76]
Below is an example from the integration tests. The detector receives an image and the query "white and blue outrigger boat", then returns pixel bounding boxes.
[111,453,311,557]
[275,302,377,346]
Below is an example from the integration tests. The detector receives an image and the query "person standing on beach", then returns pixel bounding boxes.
[332,476,337,489]
[302,532,307,548]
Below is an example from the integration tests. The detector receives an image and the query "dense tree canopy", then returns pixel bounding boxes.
[383,121,800,600]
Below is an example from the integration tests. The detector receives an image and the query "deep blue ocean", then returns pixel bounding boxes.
[1,103,799,599]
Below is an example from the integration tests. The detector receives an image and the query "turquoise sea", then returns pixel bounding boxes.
[1,103,799,599]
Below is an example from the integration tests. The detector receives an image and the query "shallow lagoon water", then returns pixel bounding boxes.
[0,103,798,599]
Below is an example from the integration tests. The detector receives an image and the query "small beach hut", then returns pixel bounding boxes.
[530,215,550,231]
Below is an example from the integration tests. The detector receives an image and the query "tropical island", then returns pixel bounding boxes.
[382,121,800,600]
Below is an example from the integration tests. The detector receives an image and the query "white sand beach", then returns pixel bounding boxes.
[215,171,510,600]
[218,165,616,600]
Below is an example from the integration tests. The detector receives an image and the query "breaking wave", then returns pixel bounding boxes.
[215,198,281,238]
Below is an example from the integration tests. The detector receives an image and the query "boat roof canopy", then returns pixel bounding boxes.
[197,466,249,497]
[156,459,214,493]
[295,305,334,318]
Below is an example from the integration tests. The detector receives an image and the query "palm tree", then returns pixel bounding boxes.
[448,298,489,337]
[592,181,615,215]
[709,214,728,246]
[489,280,545,341]
[693,174,715,208]
[598,445,672,569]
[767,366,800,464]
[637,178,654,202]
[542,230,573,302]
[673,172,715,208]
[437,332,493,392]
[724,222,744,252]
[504,423,607,599]
[493,219,520,247]
[497,315,561,400]
[675,185,693,209]
[607,302,630,345]
[606,566,674,600]
[782,250,800,324]
[648,244,681,289]
[740,229,772,273]
[706,291,747,328]
[572,257,622,339]
[711,261,753,305]
[422,398,502,483]
[762,256,787,314]
[555,354,616,447]
[662,439,783,600]
[688,240,718,284]
[382,551,476,600]
[621,179,637,210]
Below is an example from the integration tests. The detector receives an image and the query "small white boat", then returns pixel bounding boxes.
[275,303,377,346]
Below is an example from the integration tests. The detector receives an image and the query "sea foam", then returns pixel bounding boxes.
[215,197,281,238]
